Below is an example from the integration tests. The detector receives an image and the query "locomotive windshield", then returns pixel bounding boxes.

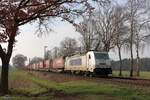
[94,52,109,60]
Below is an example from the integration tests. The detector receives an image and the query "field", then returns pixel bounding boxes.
[0,69,150,100]
[113,71,150,79]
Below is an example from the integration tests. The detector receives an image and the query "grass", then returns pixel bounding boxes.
[0,69,150,100]
[58,81,150,100]
[139,71,150,79]
[113,71,150,79]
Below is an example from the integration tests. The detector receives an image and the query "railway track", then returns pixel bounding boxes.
[94,76,150,87]
[28,70,150,88]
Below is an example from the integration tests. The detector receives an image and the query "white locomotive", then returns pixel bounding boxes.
[65,51,112,76]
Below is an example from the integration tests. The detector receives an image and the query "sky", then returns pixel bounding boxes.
[13,20,80,60]
[11,19,150,63]
[0,0,150,65]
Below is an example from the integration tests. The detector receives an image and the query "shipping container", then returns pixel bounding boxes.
[39,61,44,68]
[51,57,65,69]
[44,59,50,68]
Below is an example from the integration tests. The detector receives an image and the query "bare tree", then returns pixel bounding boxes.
[45,50,53,60]
[125,0,149,77]
[134,22,150,76]
[75,16,98,52]
[76,2,122,52]
[113,6,128,76]
[29,57,43,65]
[93,2,122,52]
[60,37,78,56]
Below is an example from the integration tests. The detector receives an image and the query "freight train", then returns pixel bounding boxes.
[27,51,112,76]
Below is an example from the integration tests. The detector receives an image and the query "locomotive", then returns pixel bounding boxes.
[27,51,112,76]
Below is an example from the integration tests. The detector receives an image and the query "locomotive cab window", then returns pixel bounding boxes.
[94,53,109,60]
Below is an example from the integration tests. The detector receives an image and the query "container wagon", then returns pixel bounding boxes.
[50,57,65,72]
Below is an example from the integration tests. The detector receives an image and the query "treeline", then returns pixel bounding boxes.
[111,58,150,71]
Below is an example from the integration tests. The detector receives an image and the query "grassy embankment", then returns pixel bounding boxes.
[113,71,150,79]
[0,69,150,100]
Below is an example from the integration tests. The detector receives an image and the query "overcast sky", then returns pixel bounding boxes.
[12,19,150,62]
[12,20,80,61]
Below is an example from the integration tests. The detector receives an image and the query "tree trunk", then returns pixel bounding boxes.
[136,56,140,76]
[118,47,122,76]
[103,43,110,52]
[94,39,101,51]
[0,35,15,95]
[130,40,134,77]
[128,0,134,77]
[136,43,140,76]
[0,57,9,95]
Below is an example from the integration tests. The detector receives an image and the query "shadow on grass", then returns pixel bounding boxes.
[9,88,77,98]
